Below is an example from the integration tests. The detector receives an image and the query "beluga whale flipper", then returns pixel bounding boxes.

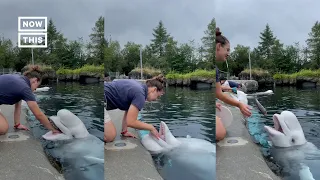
[42,109,104,180]
[264,111,320,180]
[140,121,215,180]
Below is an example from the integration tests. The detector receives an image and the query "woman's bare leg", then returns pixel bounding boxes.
[216,115,226,141]
[104,109,116,142]
[0,112,9,135]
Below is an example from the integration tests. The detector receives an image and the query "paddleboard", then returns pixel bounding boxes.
[216,105,233,128]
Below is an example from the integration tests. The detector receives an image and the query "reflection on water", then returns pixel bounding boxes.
[27,82,104,180]
[247,86,320,148]
[140,87,215,180]
[141,87,215,143]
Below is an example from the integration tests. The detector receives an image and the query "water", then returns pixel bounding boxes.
[141,86,215,143]
[247,86,320,148]
[139,86,215,180]
[26,82,104,180]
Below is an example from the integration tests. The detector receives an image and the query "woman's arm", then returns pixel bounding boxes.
[27,101,56,131]
[216,82,240,107]
[216,82,252,117]
[126,104,154,131]
[221,86,233,91]
[14,101,22,125]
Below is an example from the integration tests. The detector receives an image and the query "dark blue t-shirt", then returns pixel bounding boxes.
[0,74,36,105]
[228,81,240,88]
[104,79,148,111]
[215,66,220,83]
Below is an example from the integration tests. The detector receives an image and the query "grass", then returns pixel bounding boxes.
[240,68,271,77]
[166,69,216,80]
[130,67,162,77]
[23,64,54,72]
[56,64,104,75]
[273,69,320,80]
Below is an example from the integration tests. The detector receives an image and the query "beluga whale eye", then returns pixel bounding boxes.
[291,138,295,143]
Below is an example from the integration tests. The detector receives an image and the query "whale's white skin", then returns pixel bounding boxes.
[248,90,274,97]
[264,111,320,180]
[226,90,248,105]
[159,121,215,154]
[42,109,104,180]
[140,121,215,180]
[34,86,50,92]
[140,121,215,154]
[43,109,90,141]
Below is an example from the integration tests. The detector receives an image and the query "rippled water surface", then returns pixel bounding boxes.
[141,86,215,143]
[26,82,104,180]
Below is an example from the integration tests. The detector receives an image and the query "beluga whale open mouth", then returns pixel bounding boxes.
[264,113,284,136]
[264,111,307,148]
[41,109,104,180]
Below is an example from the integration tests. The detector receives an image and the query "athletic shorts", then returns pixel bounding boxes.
[104,108,111,124]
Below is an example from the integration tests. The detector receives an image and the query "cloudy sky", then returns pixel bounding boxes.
[0,0,105,45]
[215,0,320,50]
[105,0,214,48]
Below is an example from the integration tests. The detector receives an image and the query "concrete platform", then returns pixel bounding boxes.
[216,105,280,180]
[105,109,163,180]
[0,105,64,180]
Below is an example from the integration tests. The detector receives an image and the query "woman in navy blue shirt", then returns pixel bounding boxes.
[0,66,60,135]
[215,28,252,141]
[104,75,164,143]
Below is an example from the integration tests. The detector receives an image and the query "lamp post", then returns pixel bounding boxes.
[140,47,143,79]
[31,48,34,65]
[248,48,252,80]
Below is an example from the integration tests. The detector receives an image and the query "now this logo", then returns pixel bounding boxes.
[18,16,47,48]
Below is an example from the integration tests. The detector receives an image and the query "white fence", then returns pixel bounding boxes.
[0,68,16,75]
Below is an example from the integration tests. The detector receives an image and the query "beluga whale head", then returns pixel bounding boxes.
[264,111,307,148]
[159,121,182,147]
[43,109,89,141]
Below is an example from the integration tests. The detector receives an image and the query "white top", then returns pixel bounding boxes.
[221,80,230,87]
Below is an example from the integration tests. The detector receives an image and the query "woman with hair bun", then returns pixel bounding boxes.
[215,27,252,141]
[0,65,60,135]
[104,74,165,142]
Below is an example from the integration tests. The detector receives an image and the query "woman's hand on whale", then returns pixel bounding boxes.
[150,126,160,140]
[239,102,252,117]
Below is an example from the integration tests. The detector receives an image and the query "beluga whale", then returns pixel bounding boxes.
[42,109,104,180]
[34,86,50,92]
[264,110,320,180]
[140,121,215,180]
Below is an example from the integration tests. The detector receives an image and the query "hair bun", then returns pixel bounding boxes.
[153,74,165,84]
[32,65,40,71]
[216,27,222,36]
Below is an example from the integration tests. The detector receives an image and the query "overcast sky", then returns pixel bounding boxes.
[215,0,320,50]
[105,0,214,48]
[0,0,105,45]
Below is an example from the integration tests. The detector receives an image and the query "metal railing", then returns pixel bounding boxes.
[107,72,121,80]
[0,68,15,75]
[218,69,230,79]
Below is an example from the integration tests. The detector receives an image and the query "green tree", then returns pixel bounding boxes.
[121,42,142,75]
[201,18,215,67]
[257,24,276,60]
[306,21,320,69]
[88,16,106,65]
[150,21,170,57]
